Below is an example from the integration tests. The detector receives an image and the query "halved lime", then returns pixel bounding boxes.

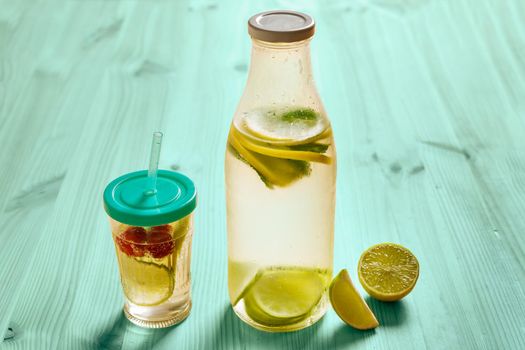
[243,268,325,325]
[120,256,174,306]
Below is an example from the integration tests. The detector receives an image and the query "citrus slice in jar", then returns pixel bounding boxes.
[358,243,419,302]
[243,268,325,325]
[239,107,330,145]
[120,258,174,306]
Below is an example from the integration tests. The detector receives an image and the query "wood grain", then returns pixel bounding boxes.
[1,0,524,349]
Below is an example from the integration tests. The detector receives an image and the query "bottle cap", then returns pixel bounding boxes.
[103,170,197,226]
[248,10,315,43]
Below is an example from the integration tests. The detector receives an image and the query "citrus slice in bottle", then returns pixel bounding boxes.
[243,268,325,325]
[239,107,329,145]
[228,261,260,306]
[120,257,174,306]
[329,269,379,330]
[231,128,331,164]
[358,243,419,302]
[228,131,311,188]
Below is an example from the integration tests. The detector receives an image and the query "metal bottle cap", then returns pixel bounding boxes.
[248,10,315,43]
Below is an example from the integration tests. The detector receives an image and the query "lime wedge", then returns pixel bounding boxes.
[120,256,174,306]
[243,268,325,325]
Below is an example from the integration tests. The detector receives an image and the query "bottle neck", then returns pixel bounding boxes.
[242,39,319,108]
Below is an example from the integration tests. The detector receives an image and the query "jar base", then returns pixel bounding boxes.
[124,300,191,328]
[232,295,329,332]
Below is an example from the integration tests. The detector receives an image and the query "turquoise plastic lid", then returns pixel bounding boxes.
[103,170,197,226]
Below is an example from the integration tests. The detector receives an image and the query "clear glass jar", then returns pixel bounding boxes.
[109,215,193,328]
[104,169,197,329]
[225,11,336,332]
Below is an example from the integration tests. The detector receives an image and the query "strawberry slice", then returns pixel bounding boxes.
[116,227,147,257]
[147,225,175,259]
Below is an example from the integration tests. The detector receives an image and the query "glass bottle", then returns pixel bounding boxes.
[225,10,336,332]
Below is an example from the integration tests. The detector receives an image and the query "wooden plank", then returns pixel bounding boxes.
[0,0,119,339]
[0,0,524,349]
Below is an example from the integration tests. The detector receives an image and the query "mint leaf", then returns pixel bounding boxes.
[280,108,318,122]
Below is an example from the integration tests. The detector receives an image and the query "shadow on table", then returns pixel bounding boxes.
[202,305,340,350]
[94,300,408,349]
[96,312,174,350]
[365,296,408,327]
[203,305,311,349]
[332,298,407,348]
[332,324,376,348]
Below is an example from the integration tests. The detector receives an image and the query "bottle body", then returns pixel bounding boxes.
[225,39,336,332]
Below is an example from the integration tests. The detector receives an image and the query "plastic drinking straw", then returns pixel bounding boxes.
[145,131,163,195]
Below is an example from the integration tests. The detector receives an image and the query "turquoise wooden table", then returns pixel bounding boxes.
[1,0,525,349]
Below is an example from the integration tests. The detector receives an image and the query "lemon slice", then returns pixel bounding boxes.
[231,128,332,164]
[243,268,325,325]
[329,269,379,330]
[358,243,419,302]
[240,107,328,144]
[120,256,174,306]
[228,131,311,188]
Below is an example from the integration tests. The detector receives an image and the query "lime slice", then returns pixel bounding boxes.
[329,269,379,330]
[119,255,174,306]
[244,268,325,325]
[240,107,328,144]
